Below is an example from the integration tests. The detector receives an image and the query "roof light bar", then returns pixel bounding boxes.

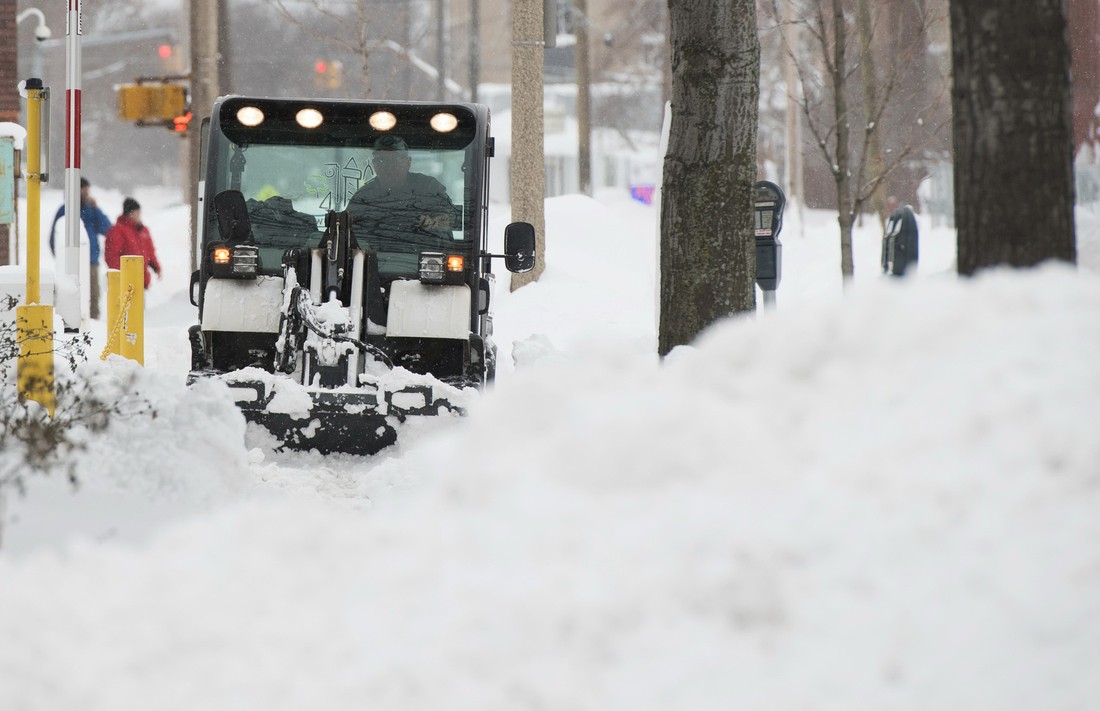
[296,108,324,129]
[430,112,459,133]
[369,111,397,131]
[236,106,264,127]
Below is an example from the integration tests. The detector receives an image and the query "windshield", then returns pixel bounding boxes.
[205,100,478,277]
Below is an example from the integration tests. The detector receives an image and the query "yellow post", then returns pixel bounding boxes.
[17,78,54,415]
[16,304,55,416]
[106,269,121,356]
[119,256,144,365]
[24,79,43,304]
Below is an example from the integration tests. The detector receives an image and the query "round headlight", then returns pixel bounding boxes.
[296,108,323,129]
[236,106,264,127]
[369,111,397,131]
[430,112,459,133]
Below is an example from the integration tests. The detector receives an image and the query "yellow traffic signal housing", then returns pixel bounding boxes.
[117,83,188,123]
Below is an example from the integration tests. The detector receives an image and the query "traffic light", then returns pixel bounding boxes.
[172,111,193,134]
[313,59,344,91]
[117,82,190,132]
[157,44,182,73]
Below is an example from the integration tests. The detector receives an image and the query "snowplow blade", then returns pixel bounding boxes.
[214,376,462,456]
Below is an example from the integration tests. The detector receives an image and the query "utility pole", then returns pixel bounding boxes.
[401,4,412,99]
[436,0,446,100]
[510,0,546,289]
[217,0,231,92]
[575,0,592,196]
[189,0,219,271]
[469,0,480,102]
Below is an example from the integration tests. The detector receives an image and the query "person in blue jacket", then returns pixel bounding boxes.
[49,177,112,319]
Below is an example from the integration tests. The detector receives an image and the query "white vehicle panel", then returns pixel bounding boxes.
[386,280,470,340]
[201,276,285,333]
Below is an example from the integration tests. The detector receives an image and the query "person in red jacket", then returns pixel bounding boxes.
[105,197,162,288]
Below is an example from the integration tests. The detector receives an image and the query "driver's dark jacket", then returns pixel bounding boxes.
[346,173,459,252]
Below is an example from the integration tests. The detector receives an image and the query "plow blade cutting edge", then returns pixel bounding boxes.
[221,377,462,456]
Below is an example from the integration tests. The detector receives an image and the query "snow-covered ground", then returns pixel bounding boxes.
[0,184,1098,710]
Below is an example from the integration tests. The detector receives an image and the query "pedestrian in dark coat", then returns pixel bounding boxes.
[881,204,920,277]
[105,198,162,289]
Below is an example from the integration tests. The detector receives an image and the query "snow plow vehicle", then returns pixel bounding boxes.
[187,96,534,454]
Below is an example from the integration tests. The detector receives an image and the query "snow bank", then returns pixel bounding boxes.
[1,265,1098,710]
[1,359,252,553]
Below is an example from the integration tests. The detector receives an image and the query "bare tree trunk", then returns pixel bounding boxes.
[576,0,593,196]
[659,0,759,355]
[856,0,885,226]
[781,0,803,216]
[1068,0,1100,150]
[826,0,854,280]
[950,0,1076,274]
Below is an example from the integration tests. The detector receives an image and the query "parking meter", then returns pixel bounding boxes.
[754,181,785,304]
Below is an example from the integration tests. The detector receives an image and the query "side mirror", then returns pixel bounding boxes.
[213,189,253,244]
[189,269,201,307]
[504,221,536,273]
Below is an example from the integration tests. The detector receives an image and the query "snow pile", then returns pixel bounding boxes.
[1,263,1099,709]
[491,193,661,370]
[2,359,251,552]
[73,359,252,500]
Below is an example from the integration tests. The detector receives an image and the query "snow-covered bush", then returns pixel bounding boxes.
[0,295,154,500]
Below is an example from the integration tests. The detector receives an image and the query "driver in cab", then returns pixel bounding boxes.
[347,135,458,251]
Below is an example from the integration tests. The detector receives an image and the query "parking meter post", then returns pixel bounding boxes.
[753,180,786,309]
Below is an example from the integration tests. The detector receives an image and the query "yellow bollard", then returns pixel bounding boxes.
[119,256,144,365]
[24,79,44,305]
[16,304,55,416]
[105,269,121,357]
[17,78,54,414]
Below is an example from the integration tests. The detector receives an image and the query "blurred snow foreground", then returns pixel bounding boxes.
[0,262,1099,709]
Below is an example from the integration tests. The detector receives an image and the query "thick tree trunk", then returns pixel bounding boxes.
[950,0,1076,274]
[659,0,759,355]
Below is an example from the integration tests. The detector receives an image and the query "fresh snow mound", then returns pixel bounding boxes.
[1,265,1099,710]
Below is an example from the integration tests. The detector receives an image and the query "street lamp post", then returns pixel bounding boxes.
[17,7,52,79]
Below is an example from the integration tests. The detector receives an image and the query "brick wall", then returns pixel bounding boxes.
[0,0,17,123]
[0,0,15,264]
